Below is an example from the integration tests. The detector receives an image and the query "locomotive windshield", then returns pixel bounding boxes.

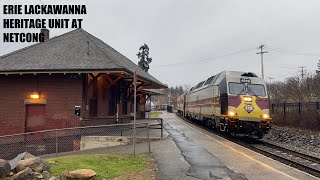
[229,83,246,95]
[229,83,266,96]
[247,84,266,96]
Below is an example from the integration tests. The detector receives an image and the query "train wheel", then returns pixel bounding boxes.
[225,127,231,136]
[212,121,216,130]
[205,119,213,129]
[202,119,206,126]
[219,124,225,132]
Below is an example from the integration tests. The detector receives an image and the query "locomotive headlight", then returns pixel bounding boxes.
[228,111,236,116]
[244,96,252,102]
[262,114,269,119]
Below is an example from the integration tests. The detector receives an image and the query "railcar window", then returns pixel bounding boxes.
[229,83,246,95]
[204,75,215,85]
[195,81,205,89]
[248,84,266,96]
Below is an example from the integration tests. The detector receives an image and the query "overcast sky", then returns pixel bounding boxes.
[1,0,320,87]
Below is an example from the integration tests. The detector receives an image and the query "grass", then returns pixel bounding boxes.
[149,111,161,118]
[45,154,148,179]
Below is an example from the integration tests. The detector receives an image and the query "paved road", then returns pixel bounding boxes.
[151,111,319,180]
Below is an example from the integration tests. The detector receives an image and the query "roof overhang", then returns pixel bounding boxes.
[141,89,165,95]
[0,68,167,89]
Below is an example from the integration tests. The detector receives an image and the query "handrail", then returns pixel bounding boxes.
[0,122,148,138]
[82,115,132,121]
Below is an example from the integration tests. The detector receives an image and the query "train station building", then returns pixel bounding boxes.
[0,28,166,135]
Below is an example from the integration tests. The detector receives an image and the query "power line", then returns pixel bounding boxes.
[153,47,256,68]
[39,0,59,19]
[256,45,268,79]
[267,46,320,57]
[267,71,299,80]
[264,58,297,70]
[265,55,297,69]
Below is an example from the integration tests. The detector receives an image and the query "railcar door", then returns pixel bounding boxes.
[212,85,220,115]
[219,79,228,115]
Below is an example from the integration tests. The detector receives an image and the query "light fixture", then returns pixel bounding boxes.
[244,96,252,102]
[228,111,236,116]
[262,114,269,119]
[30,92,40,99]
[132,81,143,85]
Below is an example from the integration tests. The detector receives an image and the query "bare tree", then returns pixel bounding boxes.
[182,84,192,93]
[269,73,320,103]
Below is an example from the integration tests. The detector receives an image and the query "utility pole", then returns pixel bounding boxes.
[267,77,274,84]
[298,66,306,79]
[256,45,268,79]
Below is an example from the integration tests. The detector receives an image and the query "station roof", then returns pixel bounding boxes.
[0,28,166,88]
[141,89,165,95]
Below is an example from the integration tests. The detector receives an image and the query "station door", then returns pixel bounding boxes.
[25,104,46,132]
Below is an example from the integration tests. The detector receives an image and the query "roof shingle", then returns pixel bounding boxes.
[0,28,166,88]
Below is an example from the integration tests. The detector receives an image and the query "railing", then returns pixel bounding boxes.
[148,118,163,139]
[271,102,320,130]
[81,115,132,126]
[0,119,164,160]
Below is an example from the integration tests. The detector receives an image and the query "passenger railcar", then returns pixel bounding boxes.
[178,71,271,138]
[176,93,185,116]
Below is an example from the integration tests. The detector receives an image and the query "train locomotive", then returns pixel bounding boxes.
[177,71,271,139]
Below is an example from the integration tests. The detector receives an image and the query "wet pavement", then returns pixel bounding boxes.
[151,111,319,180]
[165,123,246,179]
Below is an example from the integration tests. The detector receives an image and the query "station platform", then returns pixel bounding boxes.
[151,111,319,180]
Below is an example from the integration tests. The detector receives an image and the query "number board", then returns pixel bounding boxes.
[240,78,251,83]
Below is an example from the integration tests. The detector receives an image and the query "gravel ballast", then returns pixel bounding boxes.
[263,125,320,158]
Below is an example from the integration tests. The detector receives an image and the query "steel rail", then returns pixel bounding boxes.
[247,143,320,178]
[259,141,320,164]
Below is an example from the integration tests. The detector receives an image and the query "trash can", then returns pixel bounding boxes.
[167,105,173,113]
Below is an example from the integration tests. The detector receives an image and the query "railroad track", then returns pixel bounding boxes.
[249,141,320,177]
[174,113,320,178]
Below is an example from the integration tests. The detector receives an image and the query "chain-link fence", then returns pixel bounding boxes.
[0,119,163,160]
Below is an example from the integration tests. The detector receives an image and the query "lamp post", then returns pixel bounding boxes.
[133,71,137,155]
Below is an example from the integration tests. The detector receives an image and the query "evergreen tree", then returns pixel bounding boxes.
[137,44,152,72]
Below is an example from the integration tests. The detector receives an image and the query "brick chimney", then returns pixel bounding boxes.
[40,29,49,41]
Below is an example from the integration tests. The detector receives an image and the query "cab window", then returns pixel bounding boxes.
[229,83,266,96]
[248,84,266,96]
[229,83,246,95]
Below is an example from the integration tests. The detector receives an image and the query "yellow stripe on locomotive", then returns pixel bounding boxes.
[227,95,271,121]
